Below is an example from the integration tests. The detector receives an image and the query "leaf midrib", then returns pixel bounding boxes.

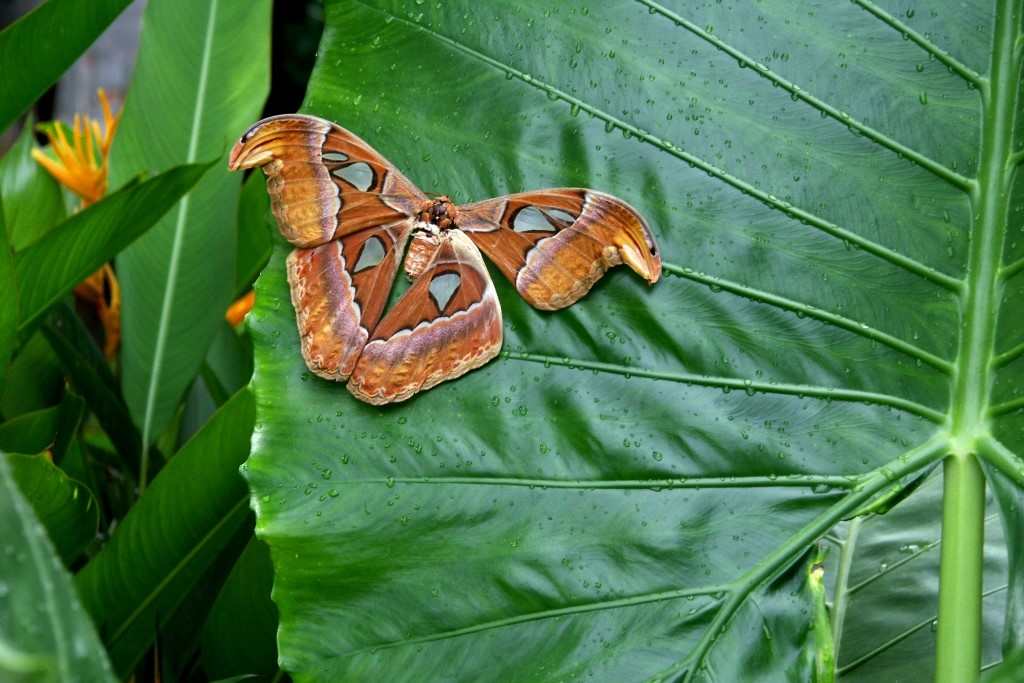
[138,0,219,486]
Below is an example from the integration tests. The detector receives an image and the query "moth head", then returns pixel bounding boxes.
[588,192,661,285]
[228,114,331,172]
[618,235,661,285]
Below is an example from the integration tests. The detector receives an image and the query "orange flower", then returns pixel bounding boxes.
[226,290,256,326]
[33,89,123,358]
[73,263,121,358]
[32,88,121,207]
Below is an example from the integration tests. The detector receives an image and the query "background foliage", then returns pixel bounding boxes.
[0,1,1021,682]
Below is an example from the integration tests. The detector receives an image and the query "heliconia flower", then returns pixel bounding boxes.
[33,89,123,358]
[226,290,256,327]
[73,263,121,359]
[32,88,121,207]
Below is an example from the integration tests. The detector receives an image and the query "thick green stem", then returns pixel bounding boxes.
[935,455,987,682]
[937,0,1021,679]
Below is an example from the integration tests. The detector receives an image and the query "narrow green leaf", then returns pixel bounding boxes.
[235,172,274,296]
[0,116,65,250]
[0,197,16,370]
[200,538,280,681]
[0,331,63,419]
[0,452,115,683]
[40,302,143,475]
[50,390,84,463]
[6,452,98,565]
[110,0,271,471]
[14,161,212,333]
[0,406,59,454]
[158,517,254,681]
[0,0,131,134]
[75,389,256,677]
[181,322,254,443]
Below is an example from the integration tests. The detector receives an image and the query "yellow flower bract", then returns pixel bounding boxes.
[31,88,121,207]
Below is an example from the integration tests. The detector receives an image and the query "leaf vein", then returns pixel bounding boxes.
[663,262,954,373]
[637,0,975,192]
[850,0,986,87]
[352,0,962,293]
[317,475,859,490]
[502,350,946,423]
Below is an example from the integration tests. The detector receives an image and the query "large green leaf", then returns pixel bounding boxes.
[14,161,212,333]
[110,0,271,478]
[0,452,114,683]
[0,0,131,134]
[0,117,65,251]
[245,1,1023,680]
[75,389,255,677]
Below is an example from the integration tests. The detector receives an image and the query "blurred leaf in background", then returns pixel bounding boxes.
[76,389,256,677]
[0,116,65,251]
[0,452,115,683]
[110,0,271,487]
[0,0,131,133]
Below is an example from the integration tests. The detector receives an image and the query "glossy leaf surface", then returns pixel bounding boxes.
[245,1,1024,679]
[0,452,114,683]
[111,0,271,457]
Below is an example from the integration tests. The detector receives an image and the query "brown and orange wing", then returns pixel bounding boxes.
[228,114,426,247]
[456,189,661,310]
[286,218,413,381]
[229,114,424,381]
[348,229,503,405]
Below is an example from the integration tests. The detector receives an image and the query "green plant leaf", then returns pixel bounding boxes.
[1,332,63,419]
[158,515,255,682]
[0,451,115,683]
[200,538,280,681]
[0,406,60,454]
[41,302,144,475]
[983,648,1024,682]
[0,0,131,134]
[0,198,16,371]
[826,471,1008,679]
[110,0,271,476]
[0,117,65,251]
[245,1,1023,679]
[75,389,256,677]
[5,452,98,565]
[14,160,212,333]
[236,172,274,297]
